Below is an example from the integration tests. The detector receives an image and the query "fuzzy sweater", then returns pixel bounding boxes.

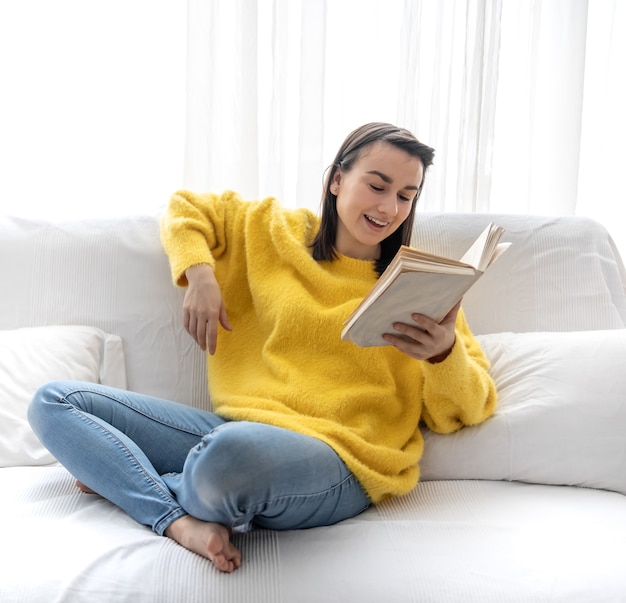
[161,190,497,503]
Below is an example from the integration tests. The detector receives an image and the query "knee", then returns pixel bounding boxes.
[29,380,61,416]
[188,423,255,482]
[28,380,78,432]
[183,422,269,505]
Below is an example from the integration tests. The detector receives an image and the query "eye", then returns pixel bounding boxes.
[398,194,412,203]
[370,184,383,192]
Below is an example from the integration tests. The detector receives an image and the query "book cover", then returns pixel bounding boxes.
[341,223,510,347]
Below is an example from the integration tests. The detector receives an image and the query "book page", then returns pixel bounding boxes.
[397,247,470,269]
[342,271,479,347]
[342,222,510,348]
[460,223,505,269]
[343,248,475,325]
[487,242,512,267]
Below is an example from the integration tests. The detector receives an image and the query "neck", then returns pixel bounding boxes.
[335,241,381,261]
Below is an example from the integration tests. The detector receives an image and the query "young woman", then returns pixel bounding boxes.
[29,122,497,573]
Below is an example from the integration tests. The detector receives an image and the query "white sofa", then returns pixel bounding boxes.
[1,211,626,603]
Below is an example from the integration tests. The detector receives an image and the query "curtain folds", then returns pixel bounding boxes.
[185,0,625,255]
[2,2,621,256]
[184,0,260,196]
[0,0,186,221]
[397,0,504,212]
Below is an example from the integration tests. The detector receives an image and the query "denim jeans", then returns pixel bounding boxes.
[28,381,370,535]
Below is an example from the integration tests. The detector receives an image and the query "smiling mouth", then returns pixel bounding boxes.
[365,214,389,227]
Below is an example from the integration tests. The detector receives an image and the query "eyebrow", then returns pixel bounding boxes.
[366,170,419,191]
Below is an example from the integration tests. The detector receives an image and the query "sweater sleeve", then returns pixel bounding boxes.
[419,310,497,434]
[160,190,242,286]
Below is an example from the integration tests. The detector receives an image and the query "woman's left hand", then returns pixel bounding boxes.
[382,300,461,363]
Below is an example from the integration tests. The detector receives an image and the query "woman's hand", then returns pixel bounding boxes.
[183,264,232,354]
[382,300,461,363]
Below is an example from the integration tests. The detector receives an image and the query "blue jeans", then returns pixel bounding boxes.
[28,381,370,535]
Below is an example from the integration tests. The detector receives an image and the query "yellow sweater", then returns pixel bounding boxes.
[161,190,497,503]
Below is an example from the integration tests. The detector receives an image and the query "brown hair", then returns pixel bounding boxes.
[311,122,435,276]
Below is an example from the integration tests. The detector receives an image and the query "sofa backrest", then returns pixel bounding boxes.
[411,212,626,335]
[0,215,210,410]
[1,212,625,410]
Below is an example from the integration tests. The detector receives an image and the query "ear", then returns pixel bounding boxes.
[330,170,342,195]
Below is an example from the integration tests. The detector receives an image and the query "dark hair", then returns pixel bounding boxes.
[311,122,435,276]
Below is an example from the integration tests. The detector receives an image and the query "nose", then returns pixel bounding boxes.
[377,194,398,217]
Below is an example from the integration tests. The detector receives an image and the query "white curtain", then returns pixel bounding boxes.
[0,0,186,221]
[185,0,410,209]
[1,1,624,256]
[186,0,626,256]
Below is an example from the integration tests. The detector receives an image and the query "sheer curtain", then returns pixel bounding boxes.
[186,0,626,256]
[1,1,624,256]
[184,0,409,209]
[0,1,186,221]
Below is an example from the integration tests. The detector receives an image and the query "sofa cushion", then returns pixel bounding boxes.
[0,325,126,467]
[419,329,626,495]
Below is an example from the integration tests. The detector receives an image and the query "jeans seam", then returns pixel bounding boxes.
[248,472,368,510]
[154,508,188,536]
[63,383,211,438]
[239,472,370,530]
[61,395,182,512]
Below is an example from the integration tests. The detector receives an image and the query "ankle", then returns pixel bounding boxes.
[164,515,191,544]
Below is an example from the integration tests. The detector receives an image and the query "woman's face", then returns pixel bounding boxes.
[331,141,424,260]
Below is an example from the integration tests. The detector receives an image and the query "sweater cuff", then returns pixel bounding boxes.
[427,341,455,364]
[421,333,467,374]
[169,233,216,287]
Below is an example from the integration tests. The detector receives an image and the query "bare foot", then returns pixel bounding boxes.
[75,480,97,494]
[165,515,241,573]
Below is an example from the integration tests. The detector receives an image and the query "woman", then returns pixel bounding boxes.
[28,122,497,573]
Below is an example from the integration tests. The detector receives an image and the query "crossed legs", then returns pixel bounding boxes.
[28,381,370,572]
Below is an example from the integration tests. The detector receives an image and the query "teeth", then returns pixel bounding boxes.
[366,215,388,227]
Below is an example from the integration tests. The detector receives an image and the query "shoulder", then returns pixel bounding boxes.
[167,189,320,254]
[169,189,253,214]
[198,190,317,228]
[238,196,319,246]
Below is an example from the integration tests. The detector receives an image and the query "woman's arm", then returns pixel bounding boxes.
[161,190,240,352]
[183,263,232,354]
[382,300,461,363]
[160,190,237,286]
[416,309,497,433]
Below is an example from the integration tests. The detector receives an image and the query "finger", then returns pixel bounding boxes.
[441,299,462,324]
[409,313,437,333]
[392,322,430,345]
[196,319,208,352]
[206,319,218,355]
[187,314,198,341]
[383,333,430,359]
[219,305,232,332]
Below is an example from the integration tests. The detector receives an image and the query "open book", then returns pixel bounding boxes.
[341,222,511,347]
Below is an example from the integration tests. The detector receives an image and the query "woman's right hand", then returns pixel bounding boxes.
[183,264,232,354]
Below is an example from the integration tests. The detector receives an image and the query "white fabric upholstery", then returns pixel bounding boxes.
[2,467,626,603]
[420,329,626,494]
[0,325,126,467]
[411,212,626,334]
[1,213,623,415]
[1,212,625,602]
[0,215,209,410]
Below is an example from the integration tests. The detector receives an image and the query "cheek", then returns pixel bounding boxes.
[388,204,413,234]
[336,190,360,220]
[335,196,349,222]
[399,203,413,222]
